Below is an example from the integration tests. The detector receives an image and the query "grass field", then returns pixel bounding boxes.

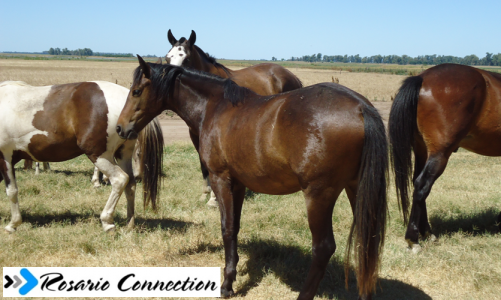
[0,59,500,299]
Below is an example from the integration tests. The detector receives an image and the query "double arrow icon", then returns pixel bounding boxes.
[4,268,38,295]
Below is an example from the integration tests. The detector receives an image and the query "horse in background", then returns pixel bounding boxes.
[0,81,163,233]
[166,30,303,206]
[389,63,501,253]
[116,57,389,300]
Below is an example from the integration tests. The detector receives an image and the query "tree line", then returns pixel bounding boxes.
[290,52,501,66]
[47,47,133,57]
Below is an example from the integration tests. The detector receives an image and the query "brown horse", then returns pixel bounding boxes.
[166,30,303,94]
[0,81,163,233]
[116,56,389,300]
[389,63,501,252]
[166,30,304,205]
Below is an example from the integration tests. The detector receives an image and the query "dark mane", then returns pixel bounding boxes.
[133,63,254,106]
[193,45,232,76]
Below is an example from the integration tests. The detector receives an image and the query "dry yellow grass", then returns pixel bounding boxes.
[1,59,500,300]
[0,59,404,101]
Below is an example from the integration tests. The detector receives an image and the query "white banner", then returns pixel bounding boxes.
[3,267,220,297]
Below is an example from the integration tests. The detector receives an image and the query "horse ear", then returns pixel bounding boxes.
[167,29,177,46]
[188,30,196,46]
[137,55,151,79]
[156,57,162,64]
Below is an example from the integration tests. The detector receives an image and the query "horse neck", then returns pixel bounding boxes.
[190,49,232,78]
[166,74,225,135]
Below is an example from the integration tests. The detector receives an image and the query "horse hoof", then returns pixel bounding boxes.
[407,243,422,254]
[427,234,437,243]
[126,218,135,230]
[5,226,16,234]
[206,198,218,208]
[103,224,116,233]
[221,288,234,298]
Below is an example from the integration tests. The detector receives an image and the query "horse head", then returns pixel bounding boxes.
[165,29,196,66]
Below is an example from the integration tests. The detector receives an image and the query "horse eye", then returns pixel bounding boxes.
[133,89,142,97]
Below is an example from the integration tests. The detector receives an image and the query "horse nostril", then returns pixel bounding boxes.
[116,125,122,135]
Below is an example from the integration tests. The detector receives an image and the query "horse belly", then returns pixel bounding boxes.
[232,164,301,195]
[460,128,501,156]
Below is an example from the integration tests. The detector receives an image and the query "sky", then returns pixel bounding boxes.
[1,0,500,60]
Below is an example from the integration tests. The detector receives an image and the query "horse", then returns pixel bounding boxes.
[25,140,144,187]
[116,56,390,300]
[23,159,50,175]
[389,63,501,253]
[0,80,163,233]
[166,30,303,206]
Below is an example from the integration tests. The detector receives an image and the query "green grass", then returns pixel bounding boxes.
[0,145,500,299]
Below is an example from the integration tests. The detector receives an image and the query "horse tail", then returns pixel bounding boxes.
[388,76,423,224]
[138,117,164,210]
[345,104,388,297]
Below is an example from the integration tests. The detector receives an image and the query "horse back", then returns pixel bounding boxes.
[230,63,302,95]
[201,83,366,194]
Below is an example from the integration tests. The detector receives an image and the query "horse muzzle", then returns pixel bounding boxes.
[116,124,138,140]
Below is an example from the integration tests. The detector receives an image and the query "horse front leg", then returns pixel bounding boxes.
[116,141,136,229]
[91,166,101,188]
[1,155,22,233]
[92,155,129,232]
[210,174,245,297]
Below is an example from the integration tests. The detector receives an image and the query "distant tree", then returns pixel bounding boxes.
[48,48,54,55]
[316,53,322,62]
[271,56,277,61]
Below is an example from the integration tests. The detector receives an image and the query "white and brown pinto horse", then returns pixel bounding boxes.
[0,81,163,233]
[166,30,303,205]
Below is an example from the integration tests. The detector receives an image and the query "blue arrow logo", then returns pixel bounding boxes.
[19,268,38,295]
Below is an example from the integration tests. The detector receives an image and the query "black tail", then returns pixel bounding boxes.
[138,117,164,210]
[345,104,388,297]
[388,76,423,224]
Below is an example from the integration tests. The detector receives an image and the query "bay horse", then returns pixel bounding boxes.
[389,63,501,253]
[0,81,163,233]
[116,56,390,300]
[166,30,303,205]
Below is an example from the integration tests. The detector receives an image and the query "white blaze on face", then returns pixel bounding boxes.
[166,46,187,66]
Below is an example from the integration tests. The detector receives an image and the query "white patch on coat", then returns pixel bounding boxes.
[0,81,51,160]
[166,46,187,66]
[91,81,130,154]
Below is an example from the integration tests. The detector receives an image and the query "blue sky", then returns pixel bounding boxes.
[1,0,499,60]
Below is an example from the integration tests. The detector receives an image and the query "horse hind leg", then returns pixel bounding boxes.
[406,152,450,253]
[297,186,340,300]
[0,155,22,233]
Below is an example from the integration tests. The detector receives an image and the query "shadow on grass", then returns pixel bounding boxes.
[14,168,95,177]
[134,216,193,233]
[20,210,99,227]
[15,211,193,234]
[430,207,501,236]
[178,238,431,299]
